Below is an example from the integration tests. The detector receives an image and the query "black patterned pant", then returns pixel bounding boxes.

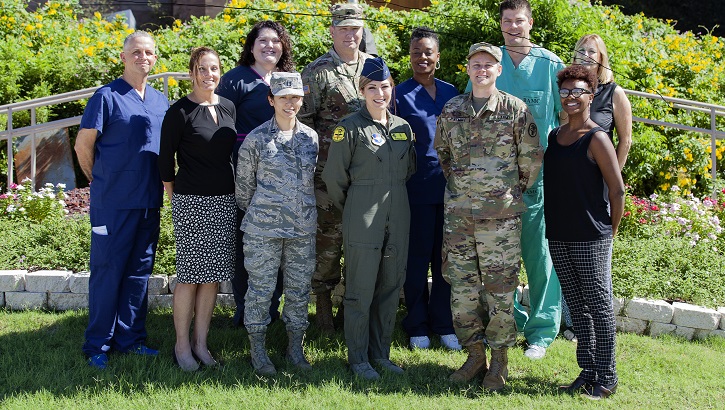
[549,238,617,386]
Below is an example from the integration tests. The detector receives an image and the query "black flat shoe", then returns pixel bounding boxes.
[559,376,592,394]
[581,381,618,400]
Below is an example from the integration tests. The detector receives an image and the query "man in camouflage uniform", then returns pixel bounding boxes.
[236,72,319,376]
[299,3,373,333]
[434,42,543,391]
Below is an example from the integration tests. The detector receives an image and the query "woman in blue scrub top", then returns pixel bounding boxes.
[393,27,461,351]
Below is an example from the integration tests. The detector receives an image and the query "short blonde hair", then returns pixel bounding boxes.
[572,34,613,84]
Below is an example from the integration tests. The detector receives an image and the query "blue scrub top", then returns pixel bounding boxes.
[80,78,169,209]
[394,78,459,205]
[215,65,274,139]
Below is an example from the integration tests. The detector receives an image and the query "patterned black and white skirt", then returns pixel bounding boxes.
[171,193,236,284]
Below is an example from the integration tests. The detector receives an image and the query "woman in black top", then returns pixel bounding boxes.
[543,65,624,399]
[572,34,632,170]
[158,47,237,371]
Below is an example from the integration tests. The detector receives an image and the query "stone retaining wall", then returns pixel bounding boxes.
[2,269,724,341]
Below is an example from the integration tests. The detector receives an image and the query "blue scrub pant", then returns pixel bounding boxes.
[514,185,562,347]
[402,203,455,337]
[231,141,282,327]
[83,207,160,357]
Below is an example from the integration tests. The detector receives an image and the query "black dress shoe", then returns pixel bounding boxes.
[559,376,592,394]
[582,381,618,400]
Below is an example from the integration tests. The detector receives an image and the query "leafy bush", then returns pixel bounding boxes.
[0,216,90,272]
[613,235,725,308]
[0,178,67,222]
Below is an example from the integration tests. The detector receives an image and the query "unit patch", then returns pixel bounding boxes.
[332,126,346,142]
[528,123,538,138]
[391,132,407,141]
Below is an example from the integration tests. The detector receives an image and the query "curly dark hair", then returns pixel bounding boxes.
[237,20,294,72]
[410,26,439,48]
[556,64,598,92]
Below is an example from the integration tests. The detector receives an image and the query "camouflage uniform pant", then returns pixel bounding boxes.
[442,214,521,349]
[312,173,344,294]
[243,233,316,334]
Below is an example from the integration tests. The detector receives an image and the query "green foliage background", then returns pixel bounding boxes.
[2,0,725,196]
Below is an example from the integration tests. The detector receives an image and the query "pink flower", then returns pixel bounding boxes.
[9,183,17,189]
[624,211,631,217]
[0,194,7,199]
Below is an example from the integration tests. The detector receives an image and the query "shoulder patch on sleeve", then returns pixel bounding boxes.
[332,126,346,142]
[528,123,538,138]
[303,85,310,95]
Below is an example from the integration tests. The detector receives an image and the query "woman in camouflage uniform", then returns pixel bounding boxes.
[235,72,319,376]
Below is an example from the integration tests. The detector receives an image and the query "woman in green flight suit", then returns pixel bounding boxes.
[322,57,416,380]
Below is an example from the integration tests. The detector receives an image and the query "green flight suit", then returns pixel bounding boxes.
[322,106,416,364]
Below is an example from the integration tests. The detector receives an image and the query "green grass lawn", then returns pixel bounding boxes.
[1,306,724,409]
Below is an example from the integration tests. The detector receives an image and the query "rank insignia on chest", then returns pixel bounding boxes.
[391,132,407,141]
[332,126,346,142]
[371,133,385,146]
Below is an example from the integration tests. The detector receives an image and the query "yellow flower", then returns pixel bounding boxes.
[223,14,231,22]
[645,68,652,74]
[24,24,34,32]
[168,77,178,87]
[660,183,670,191]
[665,172,672,180]
[94,11,101,19]
[83,46,96,57]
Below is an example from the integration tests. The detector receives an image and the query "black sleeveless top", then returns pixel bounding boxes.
[590,82,617,140]
[543,126,612,241]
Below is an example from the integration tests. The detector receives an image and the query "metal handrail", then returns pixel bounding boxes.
[1,72,189,188]
[623,89,725,196]
[1,80,724,194]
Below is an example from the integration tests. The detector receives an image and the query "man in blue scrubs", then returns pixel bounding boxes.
[75,31,169,369]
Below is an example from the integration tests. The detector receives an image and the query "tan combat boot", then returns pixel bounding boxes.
[482,347,509,391]
[248,332,276,376]
[449,341,488,382]
[286,330,312,370]
[315,290,335,333]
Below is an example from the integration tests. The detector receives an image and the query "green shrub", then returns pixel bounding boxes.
[613,235,725,308]
[0,216,90,272]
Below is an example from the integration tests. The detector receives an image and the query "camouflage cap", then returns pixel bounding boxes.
[270,72,304,96]
[331,3,364,27]
[466,41,502,62]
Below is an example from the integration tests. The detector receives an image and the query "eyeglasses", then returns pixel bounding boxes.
[559,88,592,98]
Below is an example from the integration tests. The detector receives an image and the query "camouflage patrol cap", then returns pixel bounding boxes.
[331,4,364,27]
[467,41,503,62]
[270,72,304,96]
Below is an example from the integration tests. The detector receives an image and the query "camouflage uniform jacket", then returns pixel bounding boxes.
[434,89,543,219]
[299,48,373,169]
[235,117,319,237]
